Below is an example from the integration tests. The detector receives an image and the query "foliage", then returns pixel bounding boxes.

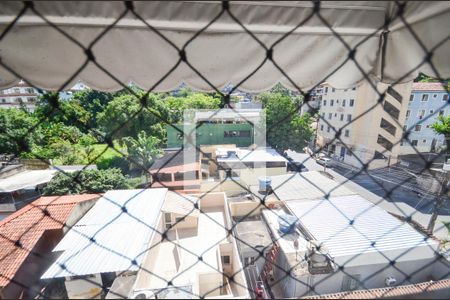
[431,115,450,152]
[165,91,221,123]
[42,168,130,195]
[414,72,450,83]
[258,92,314,152]
[0,108,36,154]
[122,131,163,171]
[71,89,113,128]
[97,92,169,140]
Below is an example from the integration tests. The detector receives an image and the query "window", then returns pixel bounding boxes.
[342,99,346,107]
[444,94,449,101]
[380,118,397,135]
[421,94,428,101]
[406,110,411,117]
[414,125,421,132]
[352,87,356,90]
[327,126,330,133]
[175,217,184,223]
[239,130,251,137]
[377,134,393,151]
[423,139,427,143]
[336,99,339,104]
[374,151,386,160]
[439,110,445,116]
[334,113,337,117]
[344,129,350,137]
[222,255,231,265]
[429,109,434,115]
[332,88,335,92]
[330,99,334,106]
[383,101,400,119]
[26,88,34,93]
[418,109,425,118]
[411,140,418,146]
[164,213,171,223]
[340,114,344,121]
[1,99,5,103]
[320,125,324,131]
[325,87,328,93]
[154,173,172,182]
[321,112,325,118]
[328,113,332,120]
[16,97,23,103]
[347,114,352,122]
[323,100,327,106]
[433,94,437,98]
[349,99,354,107]
[409,94,414,101]
[14,88,20,93]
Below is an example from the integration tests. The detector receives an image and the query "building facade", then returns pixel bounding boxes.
[400,82,449,154]
[0,80,40,111]
[316,81,412,169]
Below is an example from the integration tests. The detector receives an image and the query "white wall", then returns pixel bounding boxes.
[64,273,103,299]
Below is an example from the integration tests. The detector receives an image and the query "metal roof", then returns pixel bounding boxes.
[0,170,57,192]
[268,172,357,201]
[162,191,200,218]
[285,195,439,266]
[217,148,288,163]
[41,188,168,278]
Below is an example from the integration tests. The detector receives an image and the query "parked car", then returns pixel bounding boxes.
[316,157,332,167]
[287,161,308,172]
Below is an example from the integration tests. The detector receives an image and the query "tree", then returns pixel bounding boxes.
[431,115,450,153]
[0,108,36,154]
[165,91,221,123]
[42,168,129,195]
[122,131,163,181]
[259,92,314,152]
[71,89,113,128]
[97,92,169,140]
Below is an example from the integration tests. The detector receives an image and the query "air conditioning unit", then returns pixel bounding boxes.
[385,276,397,286]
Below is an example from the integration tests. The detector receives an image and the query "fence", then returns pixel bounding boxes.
[0,1,449,299]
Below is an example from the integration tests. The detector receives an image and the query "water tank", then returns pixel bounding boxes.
[259,176,272,193]
[278,214,298,234]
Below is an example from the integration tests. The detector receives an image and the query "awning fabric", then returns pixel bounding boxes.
[0,1,448,92]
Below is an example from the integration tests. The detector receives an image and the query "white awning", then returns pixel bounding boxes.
[0,1,448,92]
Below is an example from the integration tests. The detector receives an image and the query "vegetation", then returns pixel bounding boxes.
[257,90,314,152]
[431,115,450,153]
[42,168,131,195]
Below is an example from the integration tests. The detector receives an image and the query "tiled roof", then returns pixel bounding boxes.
[0,194,99,287]
[412,82,448,92]
[302,279,450,299]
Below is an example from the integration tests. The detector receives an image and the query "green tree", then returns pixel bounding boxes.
[431,115,450,153]
[42,168,129,195]
[71,89,113,128]
[0,108,36,154]
[259,92,314,152]
[123,131,163,180]
[97,92,169,140]
[165,92,221,123]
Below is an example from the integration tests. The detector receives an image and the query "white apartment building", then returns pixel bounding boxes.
[400,82,449,154]
[316,81,412,169]
[0,80,39,111]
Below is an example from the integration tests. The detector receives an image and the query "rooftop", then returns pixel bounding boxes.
[150,151,200,171]
[285,195,439,267]
[194,109,262,123]
[0,170,57,192]
[41,189,168,279]
[251,171,356,201]
[234,218,273,253]
[0,194,99,287]
[216,147,288,163]
[412,82,448,92]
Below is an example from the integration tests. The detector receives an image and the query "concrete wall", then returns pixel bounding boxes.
[229,199,280,218]
[218,167,286,186]
[64,273,103,299]
[170,212,198,230]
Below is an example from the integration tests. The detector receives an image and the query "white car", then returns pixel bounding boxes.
[316,157,332,167]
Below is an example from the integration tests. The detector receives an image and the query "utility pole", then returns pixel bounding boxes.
[427,169,449,233]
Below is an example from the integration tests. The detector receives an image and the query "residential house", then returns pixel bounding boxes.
[0,80,40,111]
[0,194,99,299]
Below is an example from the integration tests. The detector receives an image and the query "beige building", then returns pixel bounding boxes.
[0,80,39,111]
[316,80,412,169]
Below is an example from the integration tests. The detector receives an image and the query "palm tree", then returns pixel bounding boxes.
[122,131,163,182]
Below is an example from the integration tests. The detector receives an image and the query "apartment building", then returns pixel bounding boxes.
[400,82,449,154]
[0,80,40,111]
[316,81,412,168]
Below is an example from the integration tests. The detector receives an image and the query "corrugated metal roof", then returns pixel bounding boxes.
[0,170,57,192]
[285,195,439,264]
[0,194,99,287]
[41,189,168,279]
[269,172,356,201]
[217,148,288,163]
